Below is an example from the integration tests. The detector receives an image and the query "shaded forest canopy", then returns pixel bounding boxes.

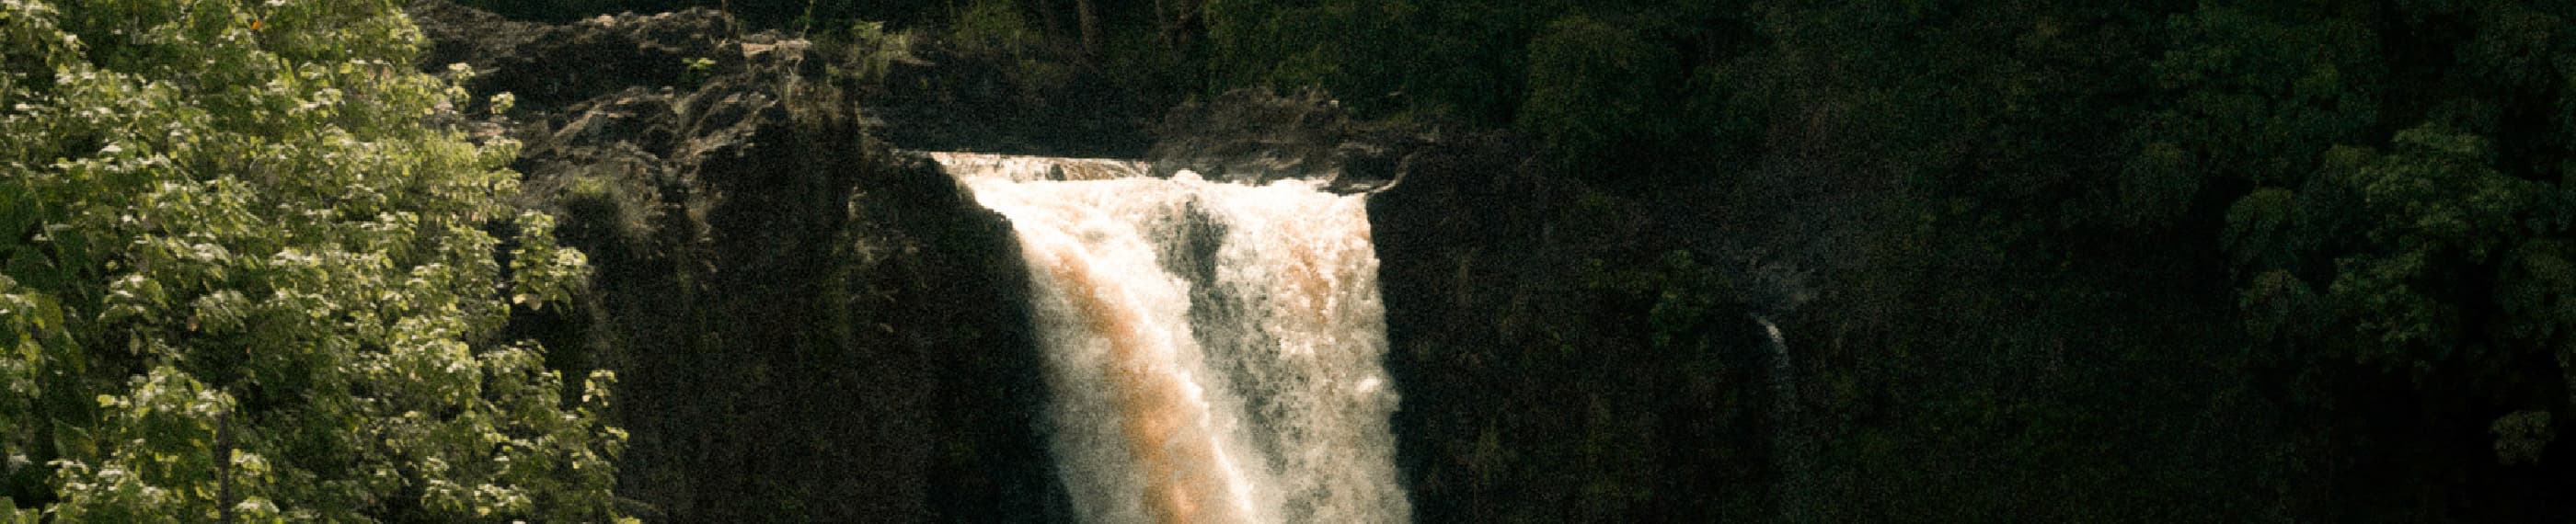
[661,0,2572,520]
[5,0,2576,521]
[587,0,2572,519]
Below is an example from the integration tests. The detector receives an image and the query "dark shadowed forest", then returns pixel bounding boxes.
[6,0,2576,521]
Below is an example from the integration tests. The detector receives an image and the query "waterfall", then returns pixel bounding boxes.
[1756,315,1811,523]
[935,153,1411,524]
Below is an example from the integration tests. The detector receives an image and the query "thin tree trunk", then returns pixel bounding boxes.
[1153,0,1170,48]
[1075,0,1101,58]
[1172,0,1198,52]
[216,412,234,523]
[1038,0,1064,48]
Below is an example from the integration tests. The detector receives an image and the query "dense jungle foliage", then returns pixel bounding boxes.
[573,0,2576,520]
[10,0,2576,521]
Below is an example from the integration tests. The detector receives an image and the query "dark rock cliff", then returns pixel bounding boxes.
[407,2,1066,521]
[1359,121,1784,522]
[408,0,1788,518]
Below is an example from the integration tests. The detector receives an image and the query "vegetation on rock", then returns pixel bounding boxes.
[401,3,1064,521]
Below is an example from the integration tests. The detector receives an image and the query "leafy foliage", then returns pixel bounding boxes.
[0,0,622,520]
[1518,15,1675,173]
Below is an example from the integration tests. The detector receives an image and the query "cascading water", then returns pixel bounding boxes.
[1757,315,1811,523]
[934,153,1410,524]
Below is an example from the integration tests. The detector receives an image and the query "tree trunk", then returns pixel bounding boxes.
[1170,0,1199,52]
[216,412,234,523]
[1075,0,1101,58]
[1037,0,1063,48]
[1153,0,1170,48]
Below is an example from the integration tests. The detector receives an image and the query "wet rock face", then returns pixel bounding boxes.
[408,2,1065,522]
[1145,88,1421,194]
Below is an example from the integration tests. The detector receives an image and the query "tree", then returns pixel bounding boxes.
[0,0,624,520]
[1075,0,1101,56]
[1518,14,1675,174]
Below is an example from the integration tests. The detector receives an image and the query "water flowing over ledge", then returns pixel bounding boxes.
[933,152,1411,524]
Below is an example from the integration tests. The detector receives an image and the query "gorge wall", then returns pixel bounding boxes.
[395,1,2576,520]
[409,3,1066,521]
[409,3,1787,522]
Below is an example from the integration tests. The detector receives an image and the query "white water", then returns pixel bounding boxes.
[1756,315,1811,523]
[935,153,1410,524]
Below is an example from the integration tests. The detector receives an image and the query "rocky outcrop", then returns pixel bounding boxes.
[411,2,735,109]
[866,38,1161,158]
[1145,88,1416,193]
[407,2,1065,522]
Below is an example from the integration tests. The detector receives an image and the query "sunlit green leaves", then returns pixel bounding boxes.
[507,211,588,312]
[0,0,619,520]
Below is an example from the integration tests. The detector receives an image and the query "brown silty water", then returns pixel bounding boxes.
[937,153,1409,524]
